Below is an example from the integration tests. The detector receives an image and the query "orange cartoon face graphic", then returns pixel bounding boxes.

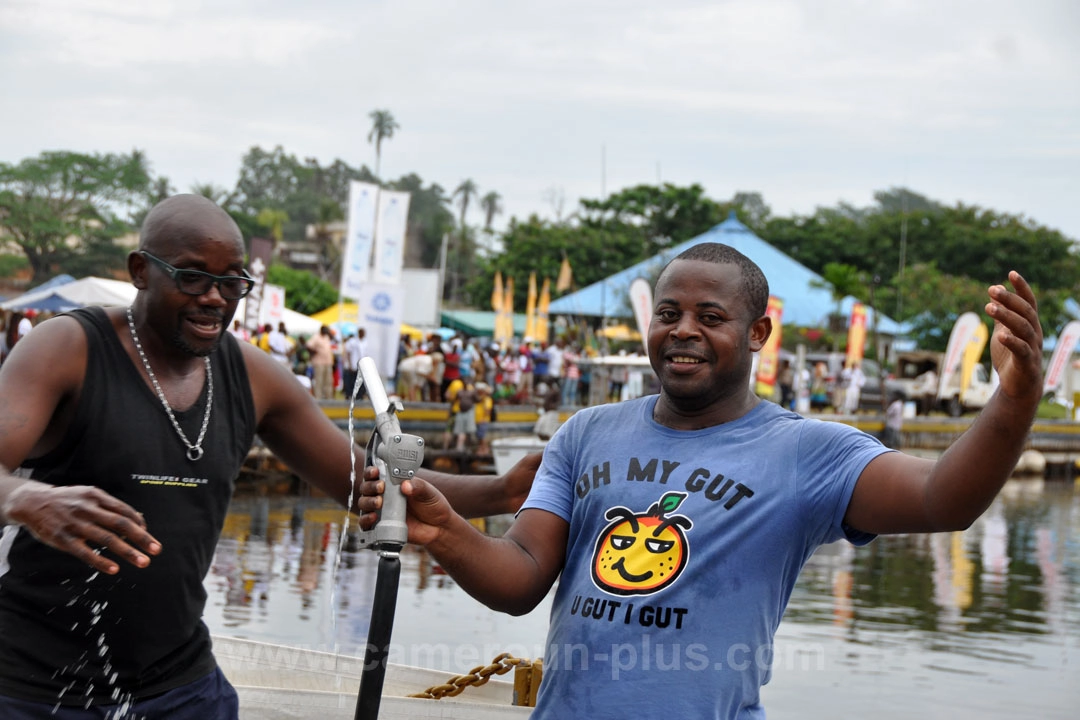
[591,492,693,596]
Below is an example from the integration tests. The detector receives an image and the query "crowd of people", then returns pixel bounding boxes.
[197,316,652,455]
[0,192,1047,719]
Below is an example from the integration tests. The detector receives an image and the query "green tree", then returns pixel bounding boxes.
[445,179,480,304]
[368,109,399,180]
[809,262,867,348]
[256,208,289,247]
[310,197,344,281]
[0,254,29,278]
[232,146,375,244]
[131,175,175,228]
[480,191,503,232]
[579,183,727,257]
[453,179,478,230]
[190,182,232,206]
[386,173,455,268]
[465,215,642,312]
[0,150,151,282]
[811,262,866,312]
[731,191,771,232]
[266,264,337,315]
[760,189,1080,333]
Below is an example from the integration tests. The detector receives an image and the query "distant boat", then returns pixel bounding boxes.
[214,635,532,719]
[491,435,549,476]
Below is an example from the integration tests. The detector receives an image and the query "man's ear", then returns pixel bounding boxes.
[129,251,149,290]
[748,315,772,352]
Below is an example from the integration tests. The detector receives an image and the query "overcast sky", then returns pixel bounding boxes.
[2,0,1078,241]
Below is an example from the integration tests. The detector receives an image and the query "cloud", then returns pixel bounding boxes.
[1,0,1077,238]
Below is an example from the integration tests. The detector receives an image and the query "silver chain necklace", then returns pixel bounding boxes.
[126,306,213,461]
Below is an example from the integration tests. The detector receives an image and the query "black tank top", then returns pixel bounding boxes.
[0,307,256,704]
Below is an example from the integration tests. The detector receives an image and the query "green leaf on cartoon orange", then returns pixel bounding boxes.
[659,492,686,515]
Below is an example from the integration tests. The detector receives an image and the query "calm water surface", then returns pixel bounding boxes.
[203,478,1079,718]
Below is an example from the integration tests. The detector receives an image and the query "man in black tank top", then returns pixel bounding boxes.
[0,194,538,718]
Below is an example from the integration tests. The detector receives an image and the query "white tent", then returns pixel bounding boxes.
[2,276,319,337]
[235,297,321,337]
[1,276,137,311]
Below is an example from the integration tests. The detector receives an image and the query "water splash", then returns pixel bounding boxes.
[61,564,143,718]
[328,365,368,690]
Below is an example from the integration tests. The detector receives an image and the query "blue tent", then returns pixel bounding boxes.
[548,213,908,335]
[5,292,82,313]
[29,274,77,292]
[0,274,79,312]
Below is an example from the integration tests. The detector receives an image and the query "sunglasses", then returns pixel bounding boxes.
[141,251,256,300]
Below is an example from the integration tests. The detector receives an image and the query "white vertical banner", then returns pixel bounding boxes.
[259,283,286,328]
[1044,320,1080,394]
[629,276,653,355]
[341,181,379,300]
[938,311,982,400]
[357,282,405,383]
[372,190,411,286]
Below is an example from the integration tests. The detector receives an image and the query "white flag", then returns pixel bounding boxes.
[259,284,286,328]
[1044,320,1080,394]
[356,282,406,382]
[938,312,982,400]
[629,276,653,355]
[341,181,379,300]
[372,190,411,286]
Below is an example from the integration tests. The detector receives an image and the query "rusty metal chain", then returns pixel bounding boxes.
[408,652,528,700]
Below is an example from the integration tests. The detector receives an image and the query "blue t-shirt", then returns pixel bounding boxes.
[522,396,890,719]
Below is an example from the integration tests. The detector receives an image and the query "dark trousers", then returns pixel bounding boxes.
[343,369,365,399]
[0,666,239,720]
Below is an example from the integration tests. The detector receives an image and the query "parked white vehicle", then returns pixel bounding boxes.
[942,362,996,416]
[886,350,996,416]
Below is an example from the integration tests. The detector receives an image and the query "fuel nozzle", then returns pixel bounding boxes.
[355,357,425,551]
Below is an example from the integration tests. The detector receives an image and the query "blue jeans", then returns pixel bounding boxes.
[0,666,238,719]
[561,377,579,406]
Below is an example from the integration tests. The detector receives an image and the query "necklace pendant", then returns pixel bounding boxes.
[127,307,213,463]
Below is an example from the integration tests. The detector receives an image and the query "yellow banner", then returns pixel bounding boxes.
[499,277,515,344]
[556,257,573,293]
[845,303,866,368]
[755,296,784,397]
[960,322,988,391]
[525,272,537,340]
[536,277,551,344]
[491,271,503,313]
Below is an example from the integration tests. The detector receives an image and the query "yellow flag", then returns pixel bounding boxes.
[536,277,551,344]
[556,256,573,293]
[525,272,537,340]
[960,322,988,392]
[500,277,515,343]
[491,271,503,313]
[845,303,866,369]
[755,296,784,397]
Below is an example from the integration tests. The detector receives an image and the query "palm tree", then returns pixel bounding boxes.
[313,197,344,280]
[453,179,478,230]
[446,179,479,304]
[367,110,399,179]
[256,207,290,248]
[480,191,503,232]
[811,262,867,346]
[190,182,230,206]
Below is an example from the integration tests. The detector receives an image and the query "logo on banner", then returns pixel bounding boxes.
[373,292,391,311]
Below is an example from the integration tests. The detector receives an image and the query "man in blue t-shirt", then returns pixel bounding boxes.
[381,242,1044,719]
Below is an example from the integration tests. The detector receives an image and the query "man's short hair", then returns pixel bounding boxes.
[668,242,769,318]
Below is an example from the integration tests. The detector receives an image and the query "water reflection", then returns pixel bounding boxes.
[204,479,1079,717]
